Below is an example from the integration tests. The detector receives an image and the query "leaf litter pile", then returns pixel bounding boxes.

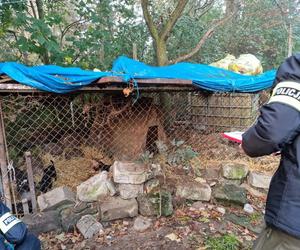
[39,193,265,250]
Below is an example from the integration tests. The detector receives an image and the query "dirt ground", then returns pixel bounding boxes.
[40,191,265,250]
[189,133,279,173]
[39,133,274,250]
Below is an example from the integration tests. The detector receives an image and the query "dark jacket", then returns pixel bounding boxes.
[0,202,41,250]
[242,53,300,238]
[0,202,27,246]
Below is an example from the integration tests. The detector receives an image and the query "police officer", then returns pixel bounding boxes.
[242,54,300,249]
[0,201,41,249]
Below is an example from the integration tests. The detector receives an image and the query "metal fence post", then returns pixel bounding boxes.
[0,98,11,209]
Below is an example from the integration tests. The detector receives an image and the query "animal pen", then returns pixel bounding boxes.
[0,76,262,216]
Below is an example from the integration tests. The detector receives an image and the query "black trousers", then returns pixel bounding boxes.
[2,232,41,250]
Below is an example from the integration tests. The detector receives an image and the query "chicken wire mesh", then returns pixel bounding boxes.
[0,90,266,215]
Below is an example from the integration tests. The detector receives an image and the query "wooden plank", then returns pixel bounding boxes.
[25,151,37,213]
[0,84,38,91]
[96,77,193,85]
[0,83,196,93]
[0,74,196,93]
[0,74,194,86]
[0,98,11,209]
[0,77,13,83]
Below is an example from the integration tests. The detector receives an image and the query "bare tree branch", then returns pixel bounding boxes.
[274,0,288,16]
[274,0,295,56]
[141,0,159,41]
[71,53,82,64]
[262,21,283,29]
[160,0,189,41]
[170,14,233,64]
[29,0,37,19]
[274,0,289,32]
[35,0,44,20]
[60,19,88,46]
[188,0,214,18]
[195,0,211,11]
[287,22,293,56]
[195,2,214,20]
[34,0,50,64]
[225,0,239,16]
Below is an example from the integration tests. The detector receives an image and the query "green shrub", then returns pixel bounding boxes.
[205,234,240,250]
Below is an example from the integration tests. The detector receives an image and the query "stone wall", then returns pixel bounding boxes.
[22,160,272,239]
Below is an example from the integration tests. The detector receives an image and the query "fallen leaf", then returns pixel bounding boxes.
[154,220,161,229]
[55,233,65,242]
[165,233,181,242]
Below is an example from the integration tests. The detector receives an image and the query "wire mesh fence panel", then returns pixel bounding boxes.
[190,92,260,132]
[0,90,278,215]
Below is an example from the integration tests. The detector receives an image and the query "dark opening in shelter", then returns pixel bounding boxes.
[146,125,159,154]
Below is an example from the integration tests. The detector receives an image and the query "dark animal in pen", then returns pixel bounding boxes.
[146,126,159,154]
[11,161,57,215]
[92,161,111,172]
[12,167,33,215]
[37,160,57,193]
[14,161,57,195]
[12,200,33,217]
[14,168,30,195]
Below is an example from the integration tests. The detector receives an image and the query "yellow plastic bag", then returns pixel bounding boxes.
[228,54,263,75]
[210,54,236,70]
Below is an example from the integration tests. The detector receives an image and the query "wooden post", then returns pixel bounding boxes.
[0,98,11,209]
[10,181,18,217]
[22,198,30,215]
[25,151,37,213]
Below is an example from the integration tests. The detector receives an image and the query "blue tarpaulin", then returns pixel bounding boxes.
[0,62,115,93]
[113,56,276,92]
[0,56,276,93]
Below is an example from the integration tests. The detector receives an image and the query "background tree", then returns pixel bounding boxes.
[141,0,238,66]
[274,0,300,57]
[197,0,291,69]
[0,0,299,70]
[0,0,148,70]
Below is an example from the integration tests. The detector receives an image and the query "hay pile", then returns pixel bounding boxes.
[53,157,93,190]
[41,146,113,191]
[201,158,279,175]
[81,146,113,165]
[179,133,279,174]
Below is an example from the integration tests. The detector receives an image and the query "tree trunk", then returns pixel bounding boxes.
[155,40,173,130]
[225,0,238,16]
[155,39,168,66]
[288,23,293,57]
[36,0,44,19]
[141,0,234,130]
[36,0,50,64]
